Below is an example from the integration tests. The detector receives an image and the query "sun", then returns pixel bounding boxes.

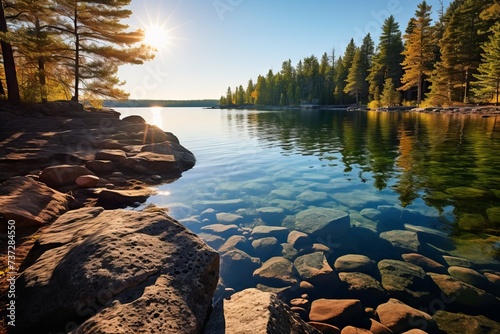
[144,25,170,50]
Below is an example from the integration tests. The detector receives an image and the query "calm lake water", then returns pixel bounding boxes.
[116,107,500,267]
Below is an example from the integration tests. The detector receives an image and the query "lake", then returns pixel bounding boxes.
[117,107,500,306]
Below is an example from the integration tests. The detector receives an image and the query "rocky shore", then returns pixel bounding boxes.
[1,101,500,333]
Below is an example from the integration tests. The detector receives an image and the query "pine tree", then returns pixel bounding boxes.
[335,39,356,104]
[380,78,400,106]
[367,15,404,102]
[400,1,435,105]
[245,79,254,104]
[472,21,500,105]
[52,0,154,102]
[344,48,364,104]
[0,1,21,104]
[427,0,495,104]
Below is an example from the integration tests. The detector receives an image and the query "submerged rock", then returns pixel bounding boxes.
[376,298,436,333]
[253,256,298,287]
[309,298,364,328]
[334,254,376,274]
[204,288,321,334]
[338,272,388,306]
[294,252,337,288]
[294,208,351,239]
[16,207,219,333]
[379,230,420,253]
[433,310,500,334]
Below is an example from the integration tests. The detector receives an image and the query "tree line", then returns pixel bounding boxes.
[0,0,153,105]
[220,0,500,108]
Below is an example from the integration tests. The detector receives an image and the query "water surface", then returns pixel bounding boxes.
[117,107,500,265]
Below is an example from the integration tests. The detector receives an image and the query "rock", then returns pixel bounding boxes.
[219,235,251,254]
[216,212,244,225]
[120,151,181,175]
[309,298,364,328]
[376,298,435,333]
[334,254,375,274]
[442,255,471,268]
[448,266,490,290]
[252,237,281,260]
[484,272,500,295]
[199,208,217,223]
[294,208,351,239]
[433,310,500,334]
[253,257,298,288]
[379,230,420,253]
[402,253,447,274]
[193,199,245,212]
[360,208,381,220]
[197,233,225,250]
[368,319,394,334]
[257,206,285,225]
[122,115,146,124]
[428,273,500,309]
[97,188,154,208]
[200,224,239,238]
[288,230,313,250]
[251,226,289,242]
[220,249,260,291]
[308,322,341,334]
[378,259,432,306]
[338,272,388,306]
[0,176,74,228]
[204,288,321,334]
[85,159,115,175]
[75,174,100,188]
[16,207,219,333]
[331,190,388,209]
[178,216,203,233]
[94,149,128,162]
[294,252,337,288]
[297,189,330,204]
[402,330,428,334]
[39,164,95,188]
[486,207,500,224]
[340,326,372,334]
[282,242,300,261]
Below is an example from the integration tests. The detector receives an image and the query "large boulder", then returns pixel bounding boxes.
[253,257,298,288]
[378,259,433,306]
[428,273,500,309]
[334,254,376,275]
[0,176,74,228]
[220,249,261,291]
[294,252,337,288]
[376,298,436,333]
[16,207,219,333]
[432,310,500,334]
[294,208,351,239]
[204,288,321,334]
[309,298,364,328]
[39,164,95,188]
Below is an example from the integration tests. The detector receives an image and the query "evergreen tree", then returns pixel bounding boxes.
[52,0,154,102]
[400,1,435,104]
[359,33,375,103]
[254,75,267,105]
[472,21,500,105]
[245,79,254,103]
[0,1,20,104]
[344,48,364,104]
[226,86,232,105]
[319,52,332,104]
[427,0,495,104]
[380,78,400,106]
[335,39,356,104]
[367,15,404,102]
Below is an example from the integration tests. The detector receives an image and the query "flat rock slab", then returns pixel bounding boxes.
[309,298,364,328]
[16,207,219,333]
[433,310,500,334]
[294,208,351,239]
[97,188,154,208]
[204,288,321,334]
[0,176,73,228]
[379,230,420,253]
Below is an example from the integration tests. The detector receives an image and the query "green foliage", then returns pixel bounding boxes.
[380,78,400,106]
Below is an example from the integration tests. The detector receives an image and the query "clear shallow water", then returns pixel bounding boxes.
[116,107,500,267]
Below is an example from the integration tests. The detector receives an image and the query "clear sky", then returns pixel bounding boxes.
[118,0,450,101]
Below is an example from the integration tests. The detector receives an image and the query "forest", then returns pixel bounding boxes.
[219,0,500,108]
[0,0,153,105]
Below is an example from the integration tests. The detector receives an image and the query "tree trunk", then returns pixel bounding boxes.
[35,18,47,102]
[0,1,21,104]
[72,4,79,102]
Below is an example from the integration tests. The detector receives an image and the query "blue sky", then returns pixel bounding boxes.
[119,0,450,100]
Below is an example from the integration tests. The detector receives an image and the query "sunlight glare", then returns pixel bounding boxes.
[151,107,164,128]
[144,25,170,50]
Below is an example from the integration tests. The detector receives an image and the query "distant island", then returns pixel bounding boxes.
[103,99,219,108]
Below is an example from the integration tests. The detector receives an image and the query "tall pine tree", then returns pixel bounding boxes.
[367,15,404,103]
[400,1,435,104]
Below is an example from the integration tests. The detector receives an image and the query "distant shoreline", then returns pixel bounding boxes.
[103,99,218,108]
